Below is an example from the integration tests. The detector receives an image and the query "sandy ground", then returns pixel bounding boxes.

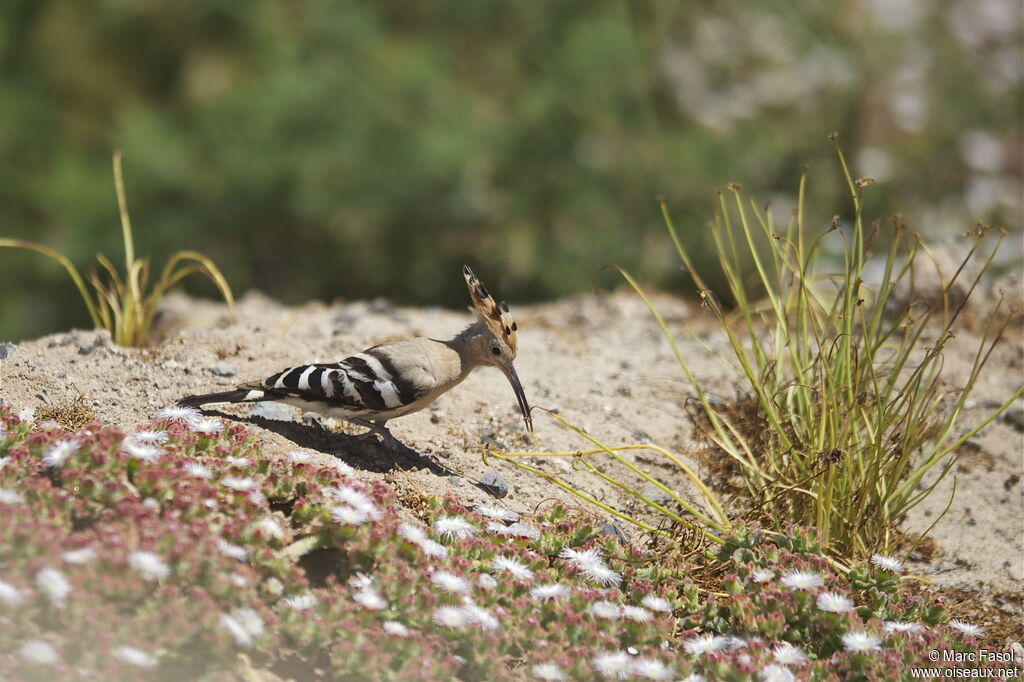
[1,286,1021,644]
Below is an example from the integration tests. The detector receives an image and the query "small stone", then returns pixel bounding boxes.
[437,449,453,459]
[248,402,293,421]
[164,360,180,370]
[478,469,509,498]
[47,332,78,348]
[599,521,629,544]
[211,363,238,377]
[448,476,462,487]
[0,343,13,360]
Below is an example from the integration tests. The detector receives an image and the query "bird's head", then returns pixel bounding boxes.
[463,265,532,432]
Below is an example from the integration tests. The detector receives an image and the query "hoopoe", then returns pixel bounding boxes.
[177,265,532,452]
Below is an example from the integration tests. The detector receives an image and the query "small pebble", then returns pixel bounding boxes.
[211,363,238,377]
[599,521,629,544]
[478,469,509,498]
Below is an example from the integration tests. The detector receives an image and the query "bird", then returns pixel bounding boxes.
[177,265,532,453]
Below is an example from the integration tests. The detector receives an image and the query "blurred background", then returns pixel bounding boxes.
[0,0,1021,342]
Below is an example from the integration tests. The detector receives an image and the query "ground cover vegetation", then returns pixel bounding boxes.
[0,405,1009,680]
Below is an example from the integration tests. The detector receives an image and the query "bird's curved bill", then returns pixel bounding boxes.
[499,364,533,432]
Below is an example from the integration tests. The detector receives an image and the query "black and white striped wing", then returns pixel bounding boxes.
[260,349,432,416]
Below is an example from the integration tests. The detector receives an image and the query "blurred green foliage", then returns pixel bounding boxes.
[0,0,1020,341]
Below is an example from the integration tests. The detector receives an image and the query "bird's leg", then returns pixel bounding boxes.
[344,417,421,457]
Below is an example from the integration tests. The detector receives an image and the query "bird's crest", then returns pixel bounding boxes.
[463,265,519,354]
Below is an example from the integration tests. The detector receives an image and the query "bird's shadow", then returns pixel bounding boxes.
[202,409,457,477]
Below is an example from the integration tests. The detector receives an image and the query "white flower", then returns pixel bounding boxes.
[288,450,313,464]
[155,405,200,421]
[348,572,374,590]
[504,522,541,540]
[221,476,257,492]
[0,488,24,505]
[220,608,264,647]
[641,595,672,613]
[622,605,652,623]
[587,563,623,587]
[42,439,79,467]
[224,456,250,467]
[884,620,924,635]
[491,556,534,581]
[529,583,571,601]
[129,430,168,444]
[282,593,317,610]
[190,417,224,435]
[382,620,410,637]
[353,587,387,611]
[531,662,567,680]
[681,675,707,682]
[463,603,500,631]
[122,438,164,462]
[760,663,796,682]
[19,639,59,665]
[330,459,355,475]
[722,636,746,651]
[255,517,285,540]
[561,547,622,586]
[684,634,730,656]
[60,547,96,565]
[633,657,674,680]
[0,579,25,606]
[433,515,477,541]
[35,567,71,608]
[217,539,248,562]
[841,631,881,652]
[772,642,806,665]
[326,485,381,520]
[477,574,498,590]
[473,504,518,522]
[780,570,823,591]
[420,539,448,559]
[870,554,904,573]
[128,551,171,581]
[330,505,369,526]
[430,570,471,594]
[589,600,622,620]
[184,462,212,479]
[750,568,775,583]
[114,646,158,668]
[433,605,469,629]
[592,651,632,679]
[398,522,428,545]
[397,522,448,557]
[948,619,985,638]
[816,591,854,613]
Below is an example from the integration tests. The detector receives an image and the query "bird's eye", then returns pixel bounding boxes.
[491,346,501,356]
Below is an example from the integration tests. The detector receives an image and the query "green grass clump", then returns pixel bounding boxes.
[637,139,1022,559]
[0,152,234,347]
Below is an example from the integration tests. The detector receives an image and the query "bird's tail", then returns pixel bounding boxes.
[177,388,268,408]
